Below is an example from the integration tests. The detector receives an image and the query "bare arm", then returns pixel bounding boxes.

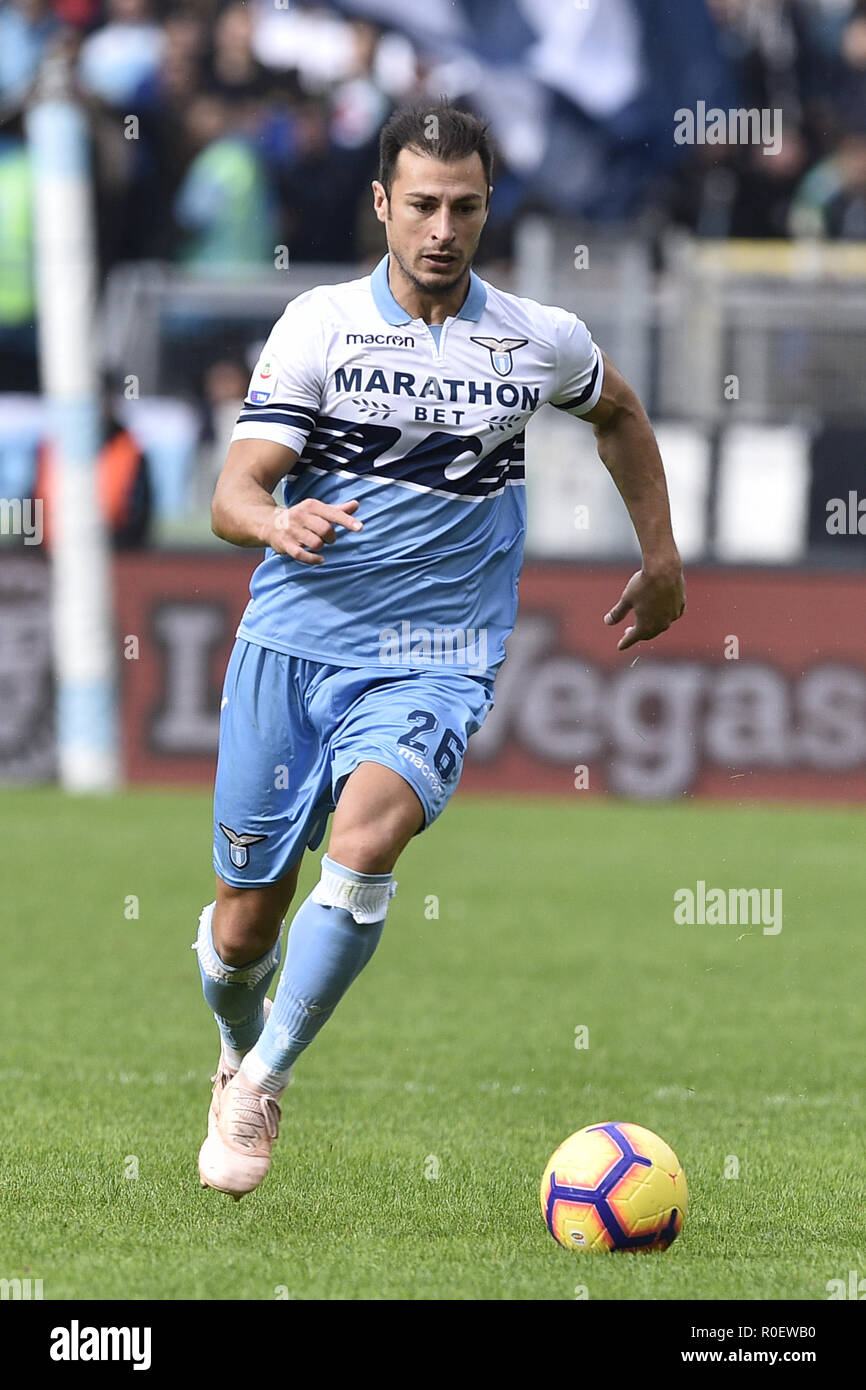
[211,437,362,566]
[583,352,685,649]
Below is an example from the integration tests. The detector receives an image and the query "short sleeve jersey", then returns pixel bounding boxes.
[230,254,603,682]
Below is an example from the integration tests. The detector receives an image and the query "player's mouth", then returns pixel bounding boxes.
[422,253,458,269]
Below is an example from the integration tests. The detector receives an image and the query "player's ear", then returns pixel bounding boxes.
[371,180,388,223]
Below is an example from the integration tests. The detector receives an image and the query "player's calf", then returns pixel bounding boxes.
[199,853,398,1198]
[195,898,282,1072]
[239,853,397,1096]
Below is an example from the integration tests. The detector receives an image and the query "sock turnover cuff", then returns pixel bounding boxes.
[193,902,283,988]
[311,855,397,924]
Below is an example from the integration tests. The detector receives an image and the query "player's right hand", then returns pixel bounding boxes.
[266,497,363,565]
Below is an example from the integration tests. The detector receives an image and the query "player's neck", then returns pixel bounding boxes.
[386,255,471,326]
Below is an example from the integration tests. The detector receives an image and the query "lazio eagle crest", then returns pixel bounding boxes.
[470,336,529,377]
[219,822,266,870]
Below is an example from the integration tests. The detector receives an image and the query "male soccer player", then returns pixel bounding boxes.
[195,103,685,1198]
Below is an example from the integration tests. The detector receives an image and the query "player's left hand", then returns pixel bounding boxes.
[604,566,685,651]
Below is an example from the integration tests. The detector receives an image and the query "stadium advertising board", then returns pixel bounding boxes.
[112,555,866,802]
[0,556,54,782]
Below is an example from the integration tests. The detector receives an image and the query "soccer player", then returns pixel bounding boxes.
[195,103,685,1198]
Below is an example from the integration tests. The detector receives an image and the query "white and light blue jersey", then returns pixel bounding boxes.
[230,254,603,683]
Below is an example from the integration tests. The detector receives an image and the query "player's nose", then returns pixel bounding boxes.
[432,211,455,243]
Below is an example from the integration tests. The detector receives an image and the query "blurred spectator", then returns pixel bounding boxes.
[194,356,249,509]
[0,124,37,392]
[203,2,272,104]
[77,0,165,107]
[53,0,101,24]
[790,130,866,237]
[34,382,152,549]
[832,0,866,129]
[276,94,378,261]
[668,0,866,237]
[0,0,60,103]
[134,11,205,116]
[842,1,866,67]
[106,10,209,264]
[670,0,812,237]
[251,2,362,90]
[173,94,278,271]
[329,21,391,150]
[784,0,866,236]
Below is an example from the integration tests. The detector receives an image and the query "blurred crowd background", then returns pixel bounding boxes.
[2,0,866,557]
[4,0,866,283]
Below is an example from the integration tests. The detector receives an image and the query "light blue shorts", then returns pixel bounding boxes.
[213,638,495,886]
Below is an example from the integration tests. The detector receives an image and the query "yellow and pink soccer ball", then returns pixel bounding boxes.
[540,1122,687,1252]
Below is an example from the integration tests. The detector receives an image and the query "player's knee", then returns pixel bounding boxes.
[329,806,423,874]
[212,903,283,966]
[326,831,396,875]
[214,924,279,967]
[212,867,300,964]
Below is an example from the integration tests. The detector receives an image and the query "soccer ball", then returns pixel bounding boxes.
[540,1121,687,1252]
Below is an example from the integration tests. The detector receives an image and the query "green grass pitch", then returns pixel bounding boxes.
[0,787,863,1301]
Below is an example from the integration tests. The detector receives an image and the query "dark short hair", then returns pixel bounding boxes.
[378,101,493,201]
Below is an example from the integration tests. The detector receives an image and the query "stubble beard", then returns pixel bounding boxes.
[389,240,471,299]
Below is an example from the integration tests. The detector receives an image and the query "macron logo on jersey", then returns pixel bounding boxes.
[346,333,415,348]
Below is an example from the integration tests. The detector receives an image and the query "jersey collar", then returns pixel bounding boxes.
[371,253,487,326]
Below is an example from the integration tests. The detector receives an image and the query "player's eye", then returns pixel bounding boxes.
[412,202,478,214]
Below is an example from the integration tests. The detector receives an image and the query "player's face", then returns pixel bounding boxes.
[373,148,490,296]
